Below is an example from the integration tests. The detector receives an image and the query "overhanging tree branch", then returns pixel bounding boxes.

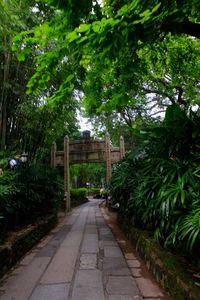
[182,21,200,39]
[175,86,186,106]
[142,87,175,104]
[161,20,200,39]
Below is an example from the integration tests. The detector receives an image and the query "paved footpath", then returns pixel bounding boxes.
[0,199,170,300]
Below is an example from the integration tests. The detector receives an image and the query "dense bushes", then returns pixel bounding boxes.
[70,187,88,207]
[110,104,200,258]
[0,162,63,240]
[88,187,101,197]
[17,164,63,221]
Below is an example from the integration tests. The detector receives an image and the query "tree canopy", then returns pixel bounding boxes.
[0,0,80,158]
[1,0,200,153]
[13,1,200,115]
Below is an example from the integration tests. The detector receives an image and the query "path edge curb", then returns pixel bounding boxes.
[118,215,200,300]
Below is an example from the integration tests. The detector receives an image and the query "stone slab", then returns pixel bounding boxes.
[95,213,102,217]
[36,235,53,248]
[85,225,97,233]
[72,217,87,231]
[10,265,25,275]
[117,239,127,245]
[96,218,106,227]
[126,260,141,268]
[19,250,38,265]
[40,246,79,284]
[106,276,140,295]
[0,257,50,300]
[61,231,83,247]
[81,233,99,253]
[103,257,130,275]
[52,225,71,240]
[79,253,97,269]
[130,268,142,278]
[99,240,118,247]
[99,228,112,235]
[71,270,105,300]
[29,283,70,300]
[36,243,58,257]
[86,221,96,226]
[65,215,78,225]
[125,253,137,260]
[100,233,115,241]
[135,278,165,298]
[96,216,104,220]
[104,246,123,258]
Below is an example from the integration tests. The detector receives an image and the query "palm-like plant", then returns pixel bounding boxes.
[110,104,200,256]
[175,207,200,252]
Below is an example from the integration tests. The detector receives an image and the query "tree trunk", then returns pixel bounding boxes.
[1,103,7,149]
[0,39,11,149]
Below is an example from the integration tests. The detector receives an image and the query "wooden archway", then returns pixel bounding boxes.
[51,132,125,211]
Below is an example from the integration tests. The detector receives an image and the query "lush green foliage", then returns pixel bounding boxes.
[0,171,20,215]
[7,0,199,159]
[12,0,200,128]
[88,187,100,195]
[70,163,105,188]
[0,0,80,160]
[0,163,63,232]
[70,187,88,207]
[110,104,200,256]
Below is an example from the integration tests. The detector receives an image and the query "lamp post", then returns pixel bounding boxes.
[86,182,90,197]
[20,152,29,179]
[20,152,28,163]
[8,158,19,170]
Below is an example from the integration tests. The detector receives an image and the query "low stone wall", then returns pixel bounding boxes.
[0,215,57,278]
[118,215,200,300]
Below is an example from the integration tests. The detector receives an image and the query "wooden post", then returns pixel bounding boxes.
[64,136,70,212]
[120,136,125,159]
[51,142,57,167]
[105,133,111,184]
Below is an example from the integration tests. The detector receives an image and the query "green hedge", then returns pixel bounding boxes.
[70,187,88,207]
[88,187,100,196]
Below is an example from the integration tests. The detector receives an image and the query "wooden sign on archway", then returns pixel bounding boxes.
[51,131,125,211]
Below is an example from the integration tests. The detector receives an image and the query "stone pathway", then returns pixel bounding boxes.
[0,199,170,300]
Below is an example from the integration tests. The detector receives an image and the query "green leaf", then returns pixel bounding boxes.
[66,74,74,82]
[67,31,79,42]
[140,10,150,18]
[188,230,199,252]
[92,23,101,33]
[151,3,161,14]
[132,19,142,25]
[77,36,88,43]
[180,190,185,207]
[17,52,26,61]
[77,23,90,33]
